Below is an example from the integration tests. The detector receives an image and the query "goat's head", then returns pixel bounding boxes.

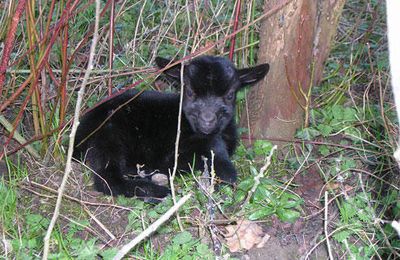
[156,56,269,135]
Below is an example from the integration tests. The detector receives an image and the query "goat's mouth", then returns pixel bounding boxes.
[195,120,220,135]
[197,125,217,135]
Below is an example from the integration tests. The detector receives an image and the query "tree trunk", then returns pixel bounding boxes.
[240,0,345,143]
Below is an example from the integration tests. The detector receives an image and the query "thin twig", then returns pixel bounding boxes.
[108,0,115,96]
[113,193,192,260]
[324,191,333,260]
[242,135,379,154]
[201,152,222,255]
[168,59,185,232]
[82,207,116,240]
[169,0,193,232]
[229,0,241,60]
[42,0,101,258]
[303,224,353,260]
[279,150,311,196]
[243,145,277,206]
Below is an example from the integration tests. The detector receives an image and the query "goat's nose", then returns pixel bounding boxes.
[200,112,217,124]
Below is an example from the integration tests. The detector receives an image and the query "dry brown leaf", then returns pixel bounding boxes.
[256,233,271,248]
[224,220,267,252]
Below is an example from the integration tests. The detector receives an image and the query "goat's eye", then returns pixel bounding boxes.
[226,92,234,101]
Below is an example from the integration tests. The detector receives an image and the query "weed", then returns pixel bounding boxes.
[160,231,214,260]
[0,0,398,259]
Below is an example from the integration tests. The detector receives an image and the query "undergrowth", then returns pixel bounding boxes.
[0,0,399,259]
[293,0,400,258]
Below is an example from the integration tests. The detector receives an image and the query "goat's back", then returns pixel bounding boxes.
[74,89,181,157]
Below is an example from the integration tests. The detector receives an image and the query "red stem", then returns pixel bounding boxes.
[108,0,115,96]
[60,7,70,125]
[0,0,80,160]
[0,0,27,95]
[45,62,60,87]
[229,0,241,61]
[241,135,379,153]
[0,0,76,112]
[8,0,108,71]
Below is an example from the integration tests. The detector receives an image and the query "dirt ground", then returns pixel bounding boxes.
[0,148,334,259]
[0,127,337,260]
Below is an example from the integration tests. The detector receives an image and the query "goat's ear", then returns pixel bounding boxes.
[238,63,269,87]
[155,57,181,81]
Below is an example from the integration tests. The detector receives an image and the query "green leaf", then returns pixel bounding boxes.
[276,208,300,223]
[395,201,400,218]
[281,198,303,209]
[99,248,117,259]
[279,192,302,207]
[147,210,159,218]
[332,105,344,120]
[248,207,275,220]
[236,90,246,102]
[237,178,254,192]
[357,210,370,222]
[253,140,273,156]
[318,145,330,156]
[317,124,333,137]
[196,243,212,256]
[341,159,356,171]
[249,165,259,176]
[253,185,271,202]
[339,201,357,222]
[173,231,193,245]
[295,128,321,140]
[343,107,356,121]
[333,230,350,242]
[234,190,246,203]
[75,239,99,260]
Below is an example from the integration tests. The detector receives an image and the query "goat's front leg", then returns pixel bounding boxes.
[208,137,237,184]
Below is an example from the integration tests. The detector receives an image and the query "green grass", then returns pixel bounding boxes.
[1,0,399,259]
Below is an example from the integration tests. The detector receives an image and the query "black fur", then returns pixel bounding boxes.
[74,56,269,201]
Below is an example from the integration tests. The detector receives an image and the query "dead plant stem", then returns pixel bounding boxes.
[42,0,101,258]
[113,193,192,260]
[169,0,192,232]
[324,191,334,260]
[243,145,277,207]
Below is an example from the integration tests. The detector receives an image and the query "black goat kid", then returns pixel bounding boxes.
[74,56,269,201]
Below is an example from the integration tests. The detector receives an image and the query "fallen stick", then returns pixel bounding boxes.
[113,193,192,260]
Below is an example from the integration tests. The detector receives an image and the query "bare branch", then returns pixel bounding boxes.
[42,0,102,258]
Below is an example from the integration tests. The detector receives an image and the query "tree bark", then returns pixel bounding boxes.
[241,0,345,143]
